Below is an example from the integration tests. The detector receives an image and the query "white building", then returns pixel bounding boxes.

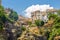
[31,9,57,23]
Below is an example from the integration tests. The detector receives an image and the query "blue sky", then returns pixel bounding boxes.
[2,0,60,16]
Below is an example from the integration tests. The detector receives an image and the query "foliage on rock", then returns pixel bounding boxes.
[35,20,44,27]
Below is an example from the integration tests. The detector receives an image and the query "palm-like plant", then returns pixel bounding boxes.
[0,5,15,30]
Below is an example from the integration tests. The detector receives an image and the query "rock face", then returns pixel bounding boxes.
[0,30,7,40]
[17,27,47,40]
[0,21,22,40]
[17,32,47,40]
[33,35,47,40]
[54,36,60,40]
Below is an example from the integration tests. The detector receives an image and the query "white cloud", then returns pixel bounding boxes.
[25,4,54,18]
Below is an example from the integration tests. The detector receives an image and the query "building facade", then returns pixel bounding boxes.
[31,10,48,23]
[31,9,57,23]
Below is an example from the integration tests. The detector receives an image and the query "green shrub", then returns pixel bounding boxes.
[30,24,36,27]
[35,20,44,27]
[27,21,32,25]
[48,14,58,20]
[21,26,26,31]
[54,17,60,24]
[0,26,3,30]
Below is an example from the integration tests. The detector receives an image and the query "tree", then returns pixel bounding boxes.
[35,20,44,27]
[48,16,60,40]
[0,5,7,30]
[0,6,18,30]
[9,10,18,21]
